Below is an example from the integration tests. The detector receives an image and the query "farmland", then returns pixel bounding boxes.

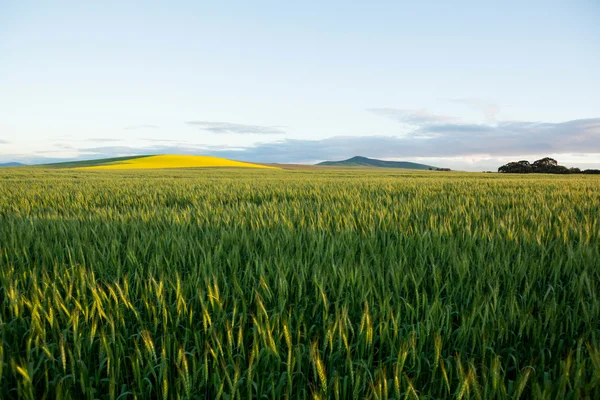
[67,155,275,170]
[0,167,599,399]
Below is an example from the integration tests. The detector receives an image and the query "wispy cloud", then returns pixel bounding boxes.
[217,116,600,162]
[78,146,159,155]
[53,143,76,150]
[124,124,159,130]
[186,121,286,135]
[4,112,599,170]
[447,98,500,123]
[88,138,122,142]
[140,138,186,143]
[0,139,10,144]
[69,116,600,164]
[367,108,456,125]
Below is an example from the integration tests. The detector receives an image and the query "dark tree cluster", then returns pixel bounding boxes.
[498,157,600,174]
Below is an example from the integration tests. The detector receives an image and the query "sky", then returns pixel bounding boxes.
[1,0,599,170]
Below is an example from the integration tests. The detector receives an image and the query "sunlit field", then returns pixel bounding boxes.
[73,155,275,170]
[1,168,599,399]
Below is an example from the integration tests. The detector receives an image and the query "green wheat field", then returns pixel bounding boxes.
[1,167,599,399]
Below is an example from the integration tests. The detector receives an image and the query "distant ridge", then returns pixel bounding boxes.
[317,156,438,170]
[0,162,26,167]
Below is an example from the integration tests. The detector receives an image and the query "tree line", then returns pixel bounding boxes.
[498,157,600,174]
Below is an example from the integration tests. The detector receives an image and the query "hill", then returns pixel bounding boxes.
[318,156,437,170]
[40,156,153,169]
[44,154,276,170]
[0,162,26,167]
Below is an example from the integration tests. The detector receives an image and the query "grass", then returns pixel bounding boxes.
[0,167,599,399]
[71,155,276,170]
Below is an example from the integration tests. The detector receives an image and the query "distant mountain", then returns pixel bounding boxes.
[0,162,26,167]
[317,156,438,170]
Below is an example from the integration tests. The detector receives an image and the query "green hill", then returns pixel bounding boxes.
[38,155,153,168]
[0,162,26,167]
[317,156,438,170]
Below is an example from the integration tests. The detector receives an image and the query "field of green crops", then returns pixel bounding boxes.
[1,167,599,399]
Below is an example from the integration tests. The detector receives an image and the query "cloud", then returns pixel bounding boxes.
[208,117,600,162]
[4,112,599,170]
[0,139,10,144]
[124,124,158,130]
[447,98,500,123]
[186,121,286,135]
[78,146,160,155]
[140,138,187,143]
[367,108,456,125]
[88,138,122,142]
[52,143,76,150]
[75,115,600,164]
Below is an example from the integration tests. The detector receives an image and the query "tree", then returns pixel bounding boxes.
[549,165,570,174]
[498,161,533,173]
[532,157,558,173]
[498,157,581,174]
[516,160,533,172]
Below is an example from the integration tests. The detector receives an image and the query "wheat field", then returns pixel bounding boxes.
[0,168,599,399]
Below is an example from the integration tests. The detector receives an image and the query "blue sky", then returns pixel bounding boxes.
[1,0,599,170]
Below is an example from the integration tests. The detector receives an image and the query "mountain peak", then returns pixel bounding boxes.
[317,156,439,170]
[347,156,370,161]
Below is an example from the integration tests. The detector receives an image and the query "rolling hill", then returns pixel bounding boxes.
[318,156,438,170]
[40,156,153,169]
[0,162,26,167]
[45,155,276,170]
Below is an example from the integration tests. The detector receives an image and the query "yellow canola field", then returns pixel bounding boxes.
[77,155,276,170]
